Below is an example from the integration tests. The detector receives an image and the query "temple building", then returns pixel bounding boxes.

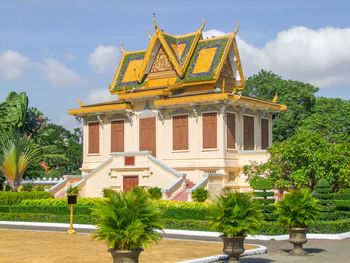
[49,18,286,200]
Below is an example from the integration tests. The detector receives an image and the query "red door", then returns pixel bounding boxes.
[139,118,156,157]
[123,176,139,192]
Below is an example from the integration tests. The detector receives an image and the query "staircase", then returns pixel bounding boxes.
[172,179,195,201]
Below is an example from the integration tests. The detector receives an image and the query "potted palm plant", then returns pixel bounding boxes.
[92,187,163,263]
[209,190,262,262]
[276,188,319,255]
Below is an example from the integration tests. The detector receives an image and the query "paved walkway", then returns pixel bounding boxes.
[0,229,255,263]
[238,238,350,263]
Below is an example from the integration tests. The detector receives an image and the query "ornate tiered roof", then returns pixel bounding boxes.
[109,17,245,95]
[68,18,287,115]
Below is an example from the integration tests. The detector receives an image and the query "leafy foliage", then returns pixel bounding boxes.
[66,186,80,195]
[276,189,320,228]
[244,129,350,190]
[243,70,318,142]
[147,187,162,200]
[0,134,41,191]
[209,190,262,237]
[0,191,53,205]
[91,188,163,251]
[21,183,34,192]
[192,187,209,202]
[300,97,350,143]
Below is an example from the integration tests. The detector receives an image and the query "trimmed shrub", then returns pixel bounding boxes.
[192,188,209,202]
[148,187,162,200]
[0,191,53,205]
[21,184,34,192]
[21,197,102,206]
[315,179,332,194]
[250,177,276,221]
[162,207,210,221]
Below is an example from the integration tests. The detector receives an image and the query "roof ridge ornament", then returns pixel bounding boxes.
[198,17,205,32]
[153,13,159,33]
[233,19,239,36]
[272,92,278,103]
[78,98,83,107]
[147,29,152,40]
[120,41,125,53]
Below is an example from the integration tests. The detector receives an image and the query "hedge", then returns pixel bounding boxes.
[253,192,274,198]
[0,191,53,205]
[162,207,210,221]
[0,213,349,235]
[21,198,103,206]
[0,205,93,216]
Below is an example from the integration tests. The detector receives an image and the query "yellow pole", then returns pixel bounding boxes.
[67,204,76,234]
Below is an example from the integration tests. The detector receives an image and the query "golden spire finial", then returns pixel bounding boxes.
[199,17,205,32]
[78,98,83,107]
[233,19,239,35]
[147,29,152,40]
[153,13,159,32]
[272,92,278,103]
[120,42,125,53]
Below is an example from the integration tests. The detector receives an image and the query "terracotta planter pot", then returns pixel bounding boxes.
[220,235,245,263]
[108,248,143,263]
[288,228,307,255]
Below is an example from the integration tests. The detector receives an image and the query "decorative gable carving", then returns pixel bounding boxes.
[150,46,175,73]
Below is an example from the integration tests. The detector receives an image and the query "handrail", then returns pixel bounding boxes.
[45,178,67,192]
[147,155,184,178]
[186,173,223,193]
[161,177,184,193]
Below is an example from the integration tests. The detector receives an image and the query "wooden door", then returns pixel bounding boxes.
[139,117,156,157]
[123,176,139,192]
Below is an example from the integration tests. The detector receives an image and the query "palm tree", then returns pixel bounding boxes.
[0,134,41,191]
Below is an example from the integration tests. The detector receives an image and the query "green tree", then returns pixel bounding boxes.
[244,129,350,191]
[0,91,46,137]
[0,134,41,192]
[29,124,82,176]
[300,97,350,143]
[243,70,318,141]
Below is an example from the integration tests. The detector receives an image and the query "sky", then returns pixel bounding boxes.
[0,0,349,131]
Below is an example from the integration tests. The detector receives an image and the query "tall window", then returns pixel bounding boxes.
[203,112,217,148]
[88,122,99,154]
[111,120,124,152]
[227,113,236,149]
[173,115,188,150]
[243,116,254,150]
[261,119,269,150]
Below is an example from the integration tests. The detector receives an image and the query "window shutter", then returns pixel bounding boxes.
[244,116,254,150]
[139,118,156,157]
[173,115,188,150]
[227,113,236,149]
[261,119,269,150]
[88,122,99,154]
[111,120,124,152]
[203,112,217,148]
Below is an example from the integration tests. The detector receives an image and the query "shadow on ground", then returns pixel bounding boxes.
[282,248,326,255]
[240,258,275,263]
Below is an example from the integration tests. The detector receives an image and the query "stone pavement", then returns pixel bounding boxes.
[0,229,255,263]
[236,238,350,263]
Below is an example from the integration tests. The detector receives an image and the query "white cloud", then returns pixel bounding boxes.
[235,26,350,88]
[202,29,228,39]
[88,45,120,74]
[0,50,29,80]
[39,58,82,87]
[84,89,115,104]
